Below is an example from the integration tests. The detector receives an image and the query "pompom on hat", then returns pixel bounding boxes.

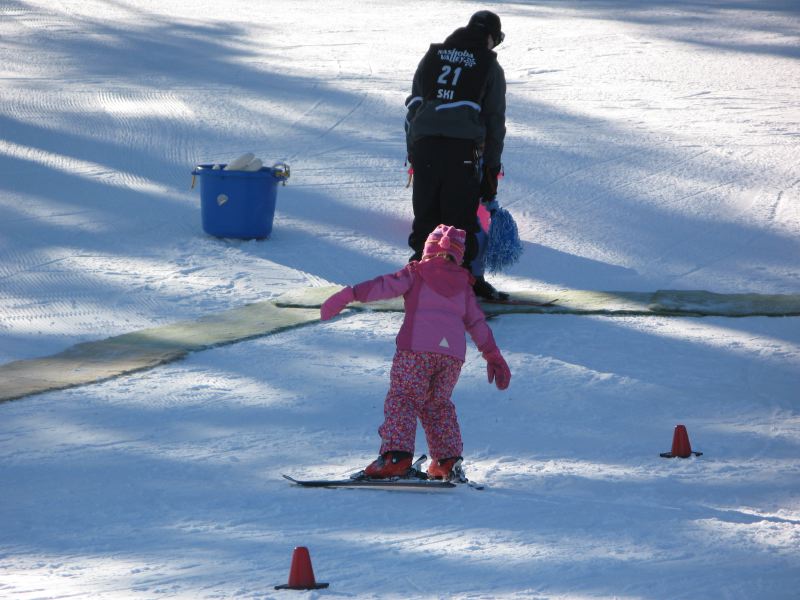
[423,224,467,264]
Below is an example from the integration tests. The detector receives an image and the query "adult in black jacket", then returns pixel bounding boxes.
[405,10,507,300]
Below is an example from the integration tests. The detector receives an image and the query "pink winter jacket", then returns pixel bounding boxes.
[351,258,497,361]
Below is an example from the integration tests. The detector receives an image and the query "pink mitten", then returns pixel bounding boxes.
[320,286,355,320]
[483,347,511,390]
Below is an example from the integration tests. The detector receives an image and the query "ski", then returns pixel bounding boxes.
[282,474,456,491]
[283,455,484,491]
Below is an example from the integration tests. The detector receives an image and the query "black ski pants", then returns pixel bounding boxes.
[408,137,481,266]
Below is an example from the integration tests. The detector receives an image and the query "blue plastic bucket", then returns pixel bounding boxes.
[191,163,290,239]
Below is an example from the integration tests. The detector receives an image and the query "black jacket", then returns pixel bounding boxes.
[405,27,506,168]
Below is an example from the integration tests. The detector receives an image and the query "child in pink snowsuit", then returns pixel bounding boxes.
[320,224,511,480]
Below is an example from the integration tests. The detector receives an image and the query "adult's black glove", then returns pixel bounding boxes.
[480,164,502,203]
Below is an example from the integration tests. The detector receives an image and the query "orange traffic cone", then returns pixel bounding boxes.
[660,424,702,458]
[275,546,329,590]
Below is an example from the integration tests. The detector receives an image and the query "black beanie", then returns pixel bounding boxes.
[467,10,504,47]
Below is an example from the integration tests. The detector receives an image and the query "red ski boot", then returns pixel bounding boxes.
[427,456,462,480]
[363,451,413,479]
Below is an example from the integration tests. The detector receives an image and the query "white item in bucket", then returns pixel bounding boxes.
[224,153,255,171]
[241,158,263,171]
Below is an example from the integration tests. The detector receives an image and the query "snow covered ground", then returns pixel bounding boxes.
[1,1,799,598]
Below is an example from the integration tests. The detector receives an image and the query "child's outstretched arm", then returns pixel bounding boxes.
[320,287,355,320]
[320,266,416,321]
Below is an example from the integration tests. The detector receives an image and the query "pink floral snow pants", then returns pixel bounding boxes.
[378,349,464,461]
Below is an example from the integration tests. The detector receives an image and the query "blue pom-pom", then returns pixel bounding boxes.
[484,206,523,273]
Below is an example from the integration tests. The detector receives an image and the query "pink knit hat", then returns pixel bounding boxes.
[423,224,467,264]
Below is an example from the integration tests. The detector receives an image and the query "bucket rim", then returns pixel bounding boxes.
[192,164,288,179]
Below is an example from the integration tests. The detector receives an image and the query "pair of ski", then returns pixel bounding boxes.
[283,455,484,491]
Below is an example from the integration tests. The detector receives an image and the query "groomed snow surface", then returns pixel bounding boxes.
[1,1,799,598]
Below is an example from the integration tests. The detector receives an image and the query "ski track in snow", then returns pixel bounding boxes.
[1,1,799,598]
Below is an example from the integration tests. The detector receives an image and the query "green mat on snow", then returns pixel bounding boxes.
[1,287,798,403]
[274,286,800,317]
[0,303,319,403]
